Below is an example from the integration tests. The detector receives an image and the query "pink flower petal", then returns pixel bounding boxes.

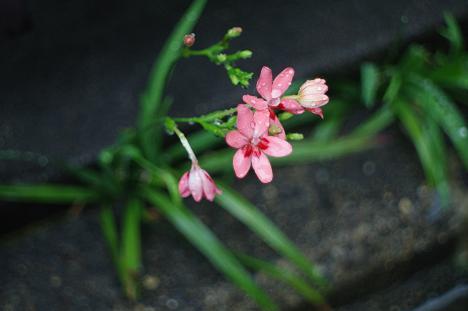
[269,111,286,140]
[307,107,324,119]
[278,98,304,114]
[201,170,221,201]
[233,147,251,178]
[178,172,190,197]
[272,67,294,98]
[261,136,292,157]
[253,109,270,138]
[188,167,203,202]
[226,130,248,148]
[252,152,273,183]
[236,104,254,138]
[300,94,329,108]
[256,66,273,100]
[242,95,268,110]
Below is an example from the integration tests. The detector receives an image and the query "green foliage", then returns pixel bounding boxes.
[361,62,380,108]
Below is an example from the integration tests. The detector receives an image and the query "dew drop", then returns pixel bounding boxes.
[250,122,255,128]
[459,126,467,138]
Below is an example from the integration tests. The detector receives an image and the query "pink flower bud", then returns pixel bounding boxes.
[297,78,329,109]
[183,33,196,47]
[178,163,221,202]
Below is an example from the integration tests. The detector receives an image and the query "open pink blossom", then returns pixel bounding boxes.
[296,78,329,119]
[178,163,221,202]
[225,104,292,183]
[242,66,305,115]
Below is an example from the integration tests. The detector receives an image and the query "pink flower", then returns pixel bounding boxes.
[225,104,292,183]
[178,163,221,202]
[297,79,329,118]
[243,66,305,115]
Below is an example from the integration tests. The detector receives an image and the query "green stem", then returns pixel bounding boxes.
[172,107,237,124]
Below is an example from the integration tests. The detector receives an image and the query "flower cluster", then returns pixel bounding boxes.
[178,66,329,201]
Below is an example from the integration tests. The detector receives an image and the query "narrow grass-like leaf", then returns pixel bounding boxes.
[393,99,450,205]
[236,253,326,304]
[409,76,468,169]
[121,198,143,300]
[99,205,120,264]
[138,0,207,161]
[440,12,463,53]
[216,183,327,288]
[361,62,380,108]
[0,184,97,204]
[143,189,277,310]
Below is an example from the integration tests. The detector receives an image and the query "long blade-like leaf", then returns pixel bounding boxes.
[409,76,468,169]
[236,252,326,304]
[0,184,97,204]
[393,98,450,205]
[216,183,327,288]
[121,198,144,300]
[138,0,207,161]
[143,189,277,310]
[361,62,380,108]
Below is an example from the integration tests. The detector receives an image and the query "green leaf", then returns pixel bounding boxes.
[361,62,380,108]
[216,183,327,288]
[121,198,143,300]
[0,184,97,204]
[236,253,326,304]
[143,189,277,310]
[99,205,120,264]
[409,76,468,169]
[393,98,450,205]
[440,12,463,53]
[138,0,207,161]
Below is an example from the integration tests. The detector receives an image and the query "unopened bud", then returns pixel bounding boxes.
[183,33,196,47]
[286,133,304,140]
[216,53,227,62]
[239,50,252,59]
[226,27,242,39]
[268,124,283,136]
[278,112,293,121]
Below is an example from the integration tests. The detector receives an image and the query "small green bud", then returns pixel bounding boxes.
[239,50,252,59]
[216,53,227,63]
[286,133,304,140]
[268,124,283,136]
[279,112,293,121]
[226,27,242,39]
[99,150,113,165]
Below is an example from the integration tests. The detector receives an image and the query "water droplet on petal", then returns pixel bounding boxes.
[250,122,255,128]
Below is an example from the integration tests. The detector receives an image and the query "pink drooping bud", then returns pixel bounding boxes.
[178,163,221,202]
[297,79,329,109]
[183,33,196,47]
